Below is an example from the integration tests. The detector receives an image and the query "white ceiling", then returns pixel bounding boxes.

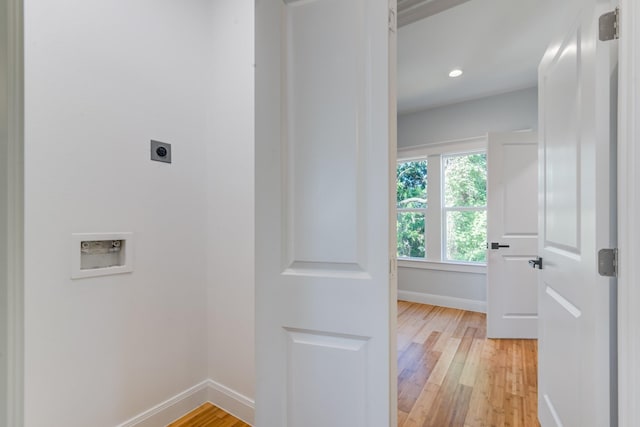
[397,0,576,114]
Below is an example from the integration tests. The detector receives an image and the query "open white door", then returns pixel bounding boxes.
[537,0,618,425]
[486,131,539,339]
[255,0,397,426]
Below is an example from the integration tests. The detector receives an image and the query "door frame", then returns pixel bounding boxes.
[2,0,24,425]
[616,1,640,425]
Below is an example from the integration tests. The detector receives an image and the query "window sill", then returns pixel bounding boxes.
[397,258,486,274]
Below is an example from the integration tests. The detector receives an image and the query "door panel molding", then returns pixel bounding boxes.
[282,0,369,268]
[285,328,369,427]
[541,24,582,254]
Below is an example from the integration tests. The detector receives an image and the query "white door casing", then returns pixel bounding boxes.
[486,131,539,339]
[537,0,618,425]
[617,1,640,425]
[255,0,396,426]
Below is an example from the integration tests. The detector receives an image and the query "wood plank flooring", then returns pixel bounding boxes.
[168,402,249,427]
[170,301,538,427]
[397,301,539,427]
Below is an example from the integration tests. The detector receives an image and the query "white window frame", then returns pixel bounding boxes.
[396,136,487,273]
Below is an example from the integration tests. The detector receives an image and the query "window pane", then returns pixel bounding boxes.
[397,160,427,208]
[397,212,425,258]
[443,153,486,207]
[445,210,487,262]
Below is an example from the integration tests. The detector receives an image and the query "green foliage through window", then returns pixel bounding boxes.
[397,161,427,257]
[443,154,487,207]
[445,211,487,262]
[397,161,427,208]
[443,153,487,263]
[397,212,425,257]
[396,152,487,264]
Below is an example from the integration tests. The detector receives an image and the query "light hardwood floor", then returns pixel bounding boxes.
[397,301,539,427]
[171,301,538,427]
[168,402,250,427]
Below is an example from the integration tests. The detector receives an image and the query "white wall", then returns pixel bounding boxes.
[205,0,255,420]
[398,87,538,148]
[23,1,214,425]
[397,87,538,309]
[397,267,486,311]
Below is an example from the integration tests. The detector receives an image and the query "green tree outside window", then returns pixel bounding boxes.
[396,153,487,263]
[397,161,427,258]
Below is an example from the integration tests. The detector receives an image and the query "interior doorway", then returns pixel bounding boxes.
[394,0,580,425]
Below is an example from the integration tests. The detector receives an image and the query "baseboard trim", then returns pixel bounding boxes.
[398,290,486,313]
[116,379,255,427]
[116,380,210,427]
[206,379,255,425]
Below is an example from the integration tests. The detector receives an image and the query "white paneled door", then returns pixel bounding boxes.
[486,131,539,339]
[255,0,396,426]
[537,0,618,426]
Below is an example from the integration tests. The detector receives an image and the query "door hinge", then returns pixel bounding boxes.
[598,248,618,277]
[599,8,619,41]
[389,7,397,32]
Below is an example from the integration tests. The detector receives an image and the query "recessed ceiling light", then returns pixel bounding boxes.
[449,69,463,78]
